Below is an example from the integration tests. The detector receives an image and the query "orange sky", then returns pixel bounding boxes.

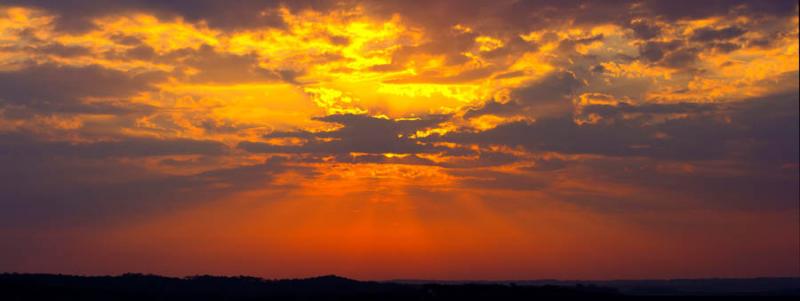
[0,1,798,280]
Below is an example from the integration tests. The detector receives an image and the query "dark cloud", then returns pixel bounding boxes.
[7,0,344,32]
[109,33,144,46]
[0,132,309,228]
[366,0,633,36]
[120,45,158,61]
[0,133,229,159]
[578,102,714,118]
[370,21,472,72]
[710,42,741,53]
[639,40,682,62]
[638,40,702,69]
[102,43,305,84]
[729,92,800,165]
[463,99,522,119]
[512,71,584,105]
[0,63,164,114]
[629,20,662,40]
[482,36,537,59]
[571,156,799,211]
[385,28,480,72]
[240,113,448,154]
[0,154,295,228]
[640,0,799,21]
[435,93,799,162]
[11,0,796,38]
[366,0,796,45]
[435,117,653,158]
[690,26,747,42]
[465,71,584,119]
[524,158,568,172]
[21,43,92,58]
[177,45,284,84]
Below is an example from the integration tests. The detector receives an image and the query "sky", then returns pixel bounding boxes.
[0,0,798,280]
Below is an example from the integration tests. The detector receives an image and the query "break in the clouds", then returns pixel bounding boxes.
[0,1,798,279]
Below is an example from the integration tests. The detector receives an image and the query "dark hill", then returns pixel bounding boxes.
[0,273,617,300]
[1,273,798,300]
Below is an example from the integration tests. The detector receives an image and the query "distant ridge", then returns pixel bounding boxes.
[1,273,798,300]
[392,277,800,296]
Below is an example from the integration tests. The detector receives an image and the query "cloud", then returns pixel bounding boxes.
[567,155,799,211]
[332,153,438,165]
[638,40,680,62]
[0,133,229,159]
[463,99,523,119]
[0,137,294,227]
[240,113,449,154]
[641,0,798,21]
[0,63,163,115]
[176,45,289,84]
[465,71,584,119]
[7,0,343,32]
[629,20,662,40]
[435,92,799,162]
[3,43,93,58]
[576,102,714,118]
[690,26,747,42]
[435,117,653,157]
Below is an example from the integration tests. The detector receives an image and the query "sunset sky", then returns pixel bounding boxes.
[0,0,798,280]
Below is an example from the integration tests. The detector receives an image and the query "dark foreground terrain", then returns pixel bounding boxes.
[1,273,798,300]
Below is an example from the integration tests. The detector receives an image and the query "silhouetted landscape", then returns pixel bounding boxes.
[1,273,798,300]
